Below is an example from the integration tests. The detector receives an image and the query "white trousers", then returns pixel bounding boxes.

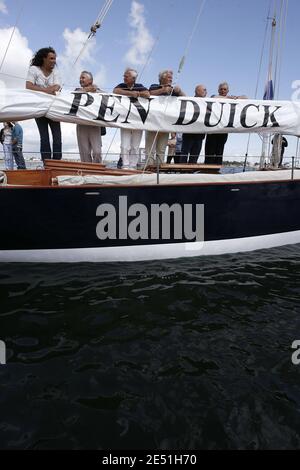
[3,143,14,170]
[145,131,169,165]
[77,125,102,163]
[120,129,143,168]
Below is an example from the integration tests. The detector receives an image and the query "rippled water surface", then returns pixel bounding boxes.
[0,246,300,449]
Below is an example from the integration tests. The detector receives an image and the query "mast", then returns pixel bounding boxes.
[259,14,276,169]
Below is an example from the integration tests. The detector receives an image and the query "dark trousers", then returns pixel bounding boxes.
[12,145,26,169]
[180,133,205,163]
[167,152,181,164]
[205,134,228,164]
[35,117,62,161]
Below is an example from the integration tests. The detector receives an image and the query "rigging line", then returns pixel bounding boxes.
[103,31,167,162]
[275,0,288,99]
[268,11,277,83]
[46,1,114,130]
[104,0,175,163]
[260,0,278,169]
[72,0,114,69]
[177,0,207,75]
[140,0,207,177]
[296,137,300,166]
[244,0,273,159]
[0,0,25,73]
[103,128,119,162]
[273,0,284,98]
[103,32,162,163]
[0,71,28,81]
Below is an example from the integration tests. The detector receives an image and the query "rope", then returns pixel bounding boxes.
[177,0,207,76]
[0,171,8,186]
[44,1,114,132]
[259,0,278,169]
[72,0,114,68]
[103,33,162,163]
[273,0,284,98]
[295,136,300,166]
[275,0,288,98]
[244,0,273,168]
[103,0,173,163]
[140,0,207,177]
[0,0,25,73]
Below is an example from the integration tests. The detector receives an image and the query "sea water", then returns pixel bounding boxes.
[0,245,300,449]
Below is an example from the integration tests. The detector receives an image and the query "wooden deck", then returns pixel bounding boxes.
[2,160,222,187]
[146,163,222,174]
[3,160,147,186]
[43,159,143,176]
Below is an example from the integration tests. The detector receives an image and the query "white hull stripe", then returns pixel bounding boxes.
[0,230,300,263]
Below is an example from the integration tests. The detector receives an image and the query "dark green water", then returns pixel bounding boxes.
[0,246,300,450]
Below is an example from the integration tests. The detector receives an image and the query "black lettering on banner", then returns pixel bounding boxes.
[95,95,121,123]
[204,101,225,127]
[262,105,281,127]
[225,102,238,128]
[122,98,154,124]
[173,99,200,126]
[240,104,260,128]
[65,92,94,116]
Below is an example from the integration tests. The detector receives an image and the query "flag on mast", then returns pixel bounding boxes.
[263,76,274,100]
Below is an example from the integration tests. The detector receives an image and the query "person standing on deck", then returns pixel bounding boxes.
[271,135,288,168]
[26,47,62,162]
[114,68,150,169]
[181,84,207,164]
[146,70,185,165]
[204,82,247,165]
[0,122,14,170]
[11,122,26,169]
[76,71,103,164]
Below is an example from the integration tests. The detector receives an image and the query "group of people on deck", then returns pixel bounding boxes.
[113,70,248,168]
[0,46,288,170]
[23,47,248,169]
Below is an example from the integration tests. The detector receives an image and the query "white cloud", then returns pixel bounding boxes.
[124,1,154,66]
[0,25,116,161]
[0,1,7,14]
[0,27,32,88]
[58,27,106,91]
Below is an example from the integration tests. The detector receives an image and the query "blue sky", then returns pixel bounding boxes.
[0,0,299,160]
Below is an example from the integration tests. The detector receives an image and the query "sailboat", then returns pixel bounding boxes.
[0,1,299,263]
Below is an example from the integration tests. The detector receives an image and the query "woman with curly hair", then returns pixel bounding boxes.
[26,47,62,161]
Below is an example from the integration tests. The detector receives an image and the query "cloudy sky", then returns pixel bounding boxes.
[0,0,299,161]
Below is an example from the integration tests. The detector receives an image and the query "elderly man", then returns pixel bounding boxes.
[146,70,185,165]
[114,68,150,169]
[205,82,247,164]
[181,84,207,164]
[76,71,103,163]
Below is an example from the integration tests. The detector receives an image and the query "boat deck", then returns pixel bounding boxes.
[0,159,223,187]
[146,163,222,173]
[1,159,299,188]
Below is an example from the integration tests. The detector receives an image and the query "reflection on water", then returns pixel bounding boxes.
[0,245,300,449]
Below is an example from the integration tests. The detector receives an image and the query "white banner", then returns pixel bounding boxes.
[1,88,300,135]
